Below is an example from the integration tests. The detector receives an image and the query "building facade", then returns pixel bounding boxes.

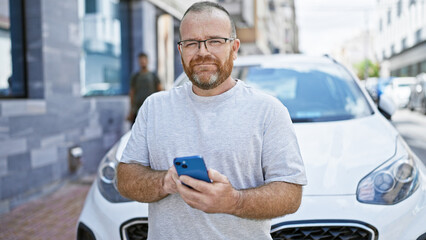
[220,0,299,55]
[331,30,377,79]
[0,0,195,214]
[374,0,426,77]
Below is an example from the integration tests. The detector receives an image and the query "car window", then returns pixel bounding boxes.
[233,63,373,122]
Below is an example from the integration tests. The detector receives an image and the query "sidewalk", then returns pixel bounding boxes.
[0,175,95,240]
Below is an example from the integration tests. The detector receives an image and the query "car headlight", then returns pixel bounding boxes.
[97,141,131,203]
[357,136,420,205]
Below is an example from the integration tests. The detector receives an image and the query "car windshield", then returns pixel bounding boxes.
[233,62,373,122]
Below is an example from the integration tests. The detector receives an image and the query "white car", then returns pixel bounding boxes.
[384,77,417,108]
[77,55,426,240]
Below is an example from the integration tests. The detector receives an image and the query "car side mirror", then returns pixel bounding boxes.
[378,94,396,120]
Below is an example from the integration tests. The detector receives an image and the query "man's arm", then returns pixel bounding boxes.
[127,85,136,122]
[234,181,302,219]
[129,74,136,106]
[154,74,163,91]
[176,169,302,220]
[156,82,164,91]
[116,162,179,203]
[129,88,134,105]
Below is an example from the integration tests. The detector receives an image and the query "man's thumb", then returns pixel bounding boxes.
[208,168,228,183]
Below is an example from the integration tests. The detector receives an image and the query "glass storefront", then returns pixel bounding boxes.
[0,0,26,98]
[0,6,12,96]
[79,0,123,96]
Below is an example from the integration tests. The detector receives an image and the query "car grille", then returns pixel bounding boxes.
[271,220,377,240]
[121,219,378,240]
[120,218,148,240]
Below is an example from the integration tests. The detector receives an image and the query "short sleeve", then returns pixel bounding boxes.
[130,73,137,89]
[262,102,307,185]
[120,101,150,166]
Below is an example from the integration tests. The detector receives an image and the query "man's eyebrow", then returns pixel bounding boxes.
[181,36,228,41]
[206,35,226,39]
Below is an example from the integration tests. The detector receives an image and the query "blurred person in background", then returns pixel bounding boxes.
[127,52,163,124]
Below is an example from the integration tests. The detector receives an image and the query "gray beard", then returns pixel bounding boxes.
[192,72,219,90]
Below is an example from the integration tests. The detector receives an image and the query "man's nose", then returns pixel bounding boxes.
[197,41,209,55]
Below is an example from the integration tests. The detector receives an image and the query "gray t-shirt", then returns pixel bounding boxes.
[121,80,307,240]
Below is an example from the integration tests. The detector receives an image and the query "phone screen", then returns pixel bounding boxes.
[173,155,211,184]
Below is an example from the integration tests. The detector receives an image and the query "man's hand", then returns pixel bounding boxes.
[173,168,302,220]
[162,166,180,195]
[176,168,241,215]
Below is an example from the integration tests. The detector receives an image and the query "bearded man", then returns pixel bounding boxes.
[117,2,307,240]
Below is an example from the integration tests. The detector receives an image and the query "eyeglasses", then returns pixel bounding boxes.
[177,37,234,54]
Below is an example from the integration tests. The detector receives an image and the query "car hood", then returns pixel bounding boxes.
[294,113,399,196]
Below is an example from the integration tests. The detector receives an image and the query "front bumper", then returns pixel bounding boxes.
[272,185,426,240]
[77,181,149,240]
[77,180,426,240]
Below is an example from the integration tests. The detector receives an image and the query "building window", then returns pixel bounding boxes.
[0,0,27,98]
[391,69,401,76]
[421,61,426,73]
[387,9,391,25]
[400,66,409,77]
[397,0,402,17]
[401,37,407,50]
[391,44,395,55]
[411,63,418,76]
[79,0,123,96]
[382,50,386,60]
[415,29,422,44]
[85,0,97,13]
[268,0,276,11]
[410,0,416,6]
[379,19,382,32]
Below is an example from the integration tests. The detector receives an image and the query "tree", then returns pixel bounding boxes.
[353,59,380,80]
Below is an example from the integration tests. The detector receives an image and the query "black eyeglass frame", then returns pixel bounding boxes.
[177,37,235,50]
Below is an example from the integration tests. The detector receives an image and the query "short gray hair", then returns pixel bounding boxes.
[180,1,237,39]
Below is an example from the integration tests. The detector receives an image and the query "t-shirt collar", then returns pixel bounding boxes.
[187,79,240,103]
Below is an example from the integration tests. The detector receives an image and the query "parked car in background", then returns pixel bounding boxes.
[408,73,426,114]
[384,77,417,108]
[77,54,426,240]
[364,77,393,104]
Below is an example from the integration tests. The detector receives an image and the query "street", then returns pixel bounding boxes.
[391,109,426,166]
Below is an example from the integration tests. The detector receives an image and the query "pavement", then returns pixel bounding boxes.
[0,175,95,240]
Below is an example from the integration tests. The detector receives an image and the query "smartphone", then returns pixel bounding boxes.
[173,155,211,185]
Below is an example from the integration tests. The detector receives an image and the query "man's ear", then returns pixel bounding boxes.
[232,39,240,60]
[178,44,183,55]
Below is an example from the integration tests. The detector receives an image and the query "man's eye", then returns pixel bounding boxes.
[208,40,222,45]
[184,42,198,47]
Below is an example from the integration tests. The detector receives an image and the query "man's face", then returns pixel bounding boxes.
[179,11,239,90]
[181,45,234,90]
[139,56,148,70]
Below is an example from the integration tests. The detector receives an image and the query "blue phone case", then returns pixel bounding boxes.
[173,155,210,183]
